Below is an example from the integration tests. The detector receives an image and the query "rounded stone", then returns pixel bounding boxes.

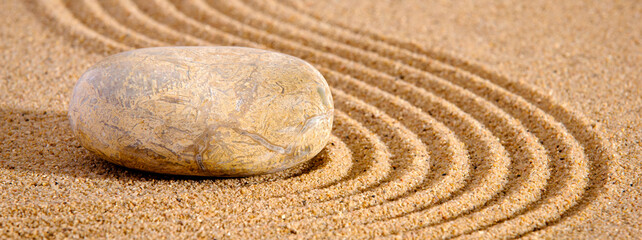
[68,47,334,177]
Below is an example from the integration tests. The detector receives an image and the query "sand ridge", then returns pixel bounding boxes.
[1,0,627,238]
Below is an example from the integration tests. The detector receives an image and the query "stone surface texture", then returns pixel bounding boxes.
[68,47,334,177]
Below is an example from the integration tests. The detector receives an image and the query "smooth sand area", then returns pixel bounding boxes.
[1,0,640,238]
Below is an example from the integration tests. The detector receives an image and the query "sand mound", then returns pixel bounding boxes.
[3,0,631,238]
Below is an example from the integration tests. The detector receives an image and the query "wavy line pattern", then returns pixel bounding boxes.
[25,0,617,238]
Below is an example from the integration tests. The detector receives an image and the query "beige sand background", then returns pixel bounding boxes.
[1,0,640,239]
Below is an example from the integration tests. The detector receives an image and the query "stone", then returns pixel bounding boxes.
[68,47,334,177]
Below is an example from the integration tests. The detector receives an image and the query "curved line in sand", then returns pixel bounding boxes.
[69,0,436,208]
[25,0,618,238]
[26,0,128,52]
[61,0,164,48]
[134,0,504,228]
[192,1,556,238]
[261,1,616,238]
[177,0,522,218]
[167,1,569,237]
[28,0,394,204]
[31,0,424,210]
[214,1,604,238]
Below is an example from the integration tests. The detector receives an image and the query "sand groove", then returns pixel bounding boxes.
[23,0,618,238]
[273,1,612,238]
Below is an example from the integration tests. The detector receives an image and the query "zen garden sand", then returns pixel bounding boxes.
[1,0,640,239]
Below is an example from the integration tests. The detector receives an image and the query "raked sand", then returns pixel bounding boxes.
[1,0,640,238]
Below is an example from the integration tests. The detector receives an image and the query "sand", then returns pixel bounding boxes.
[1,0,640,239]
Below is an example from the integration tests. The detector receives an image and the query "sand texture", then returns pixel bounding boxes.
[1,0,640,239]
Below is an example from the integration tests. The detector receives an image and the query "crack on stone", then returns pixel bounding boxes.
[231,110,332,155]
[195,154,206,172]
[233,128,290,154]
[299,110,333,134]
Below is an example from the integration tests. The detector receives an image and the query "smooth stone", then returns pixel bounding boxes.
[68,47,334,177]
